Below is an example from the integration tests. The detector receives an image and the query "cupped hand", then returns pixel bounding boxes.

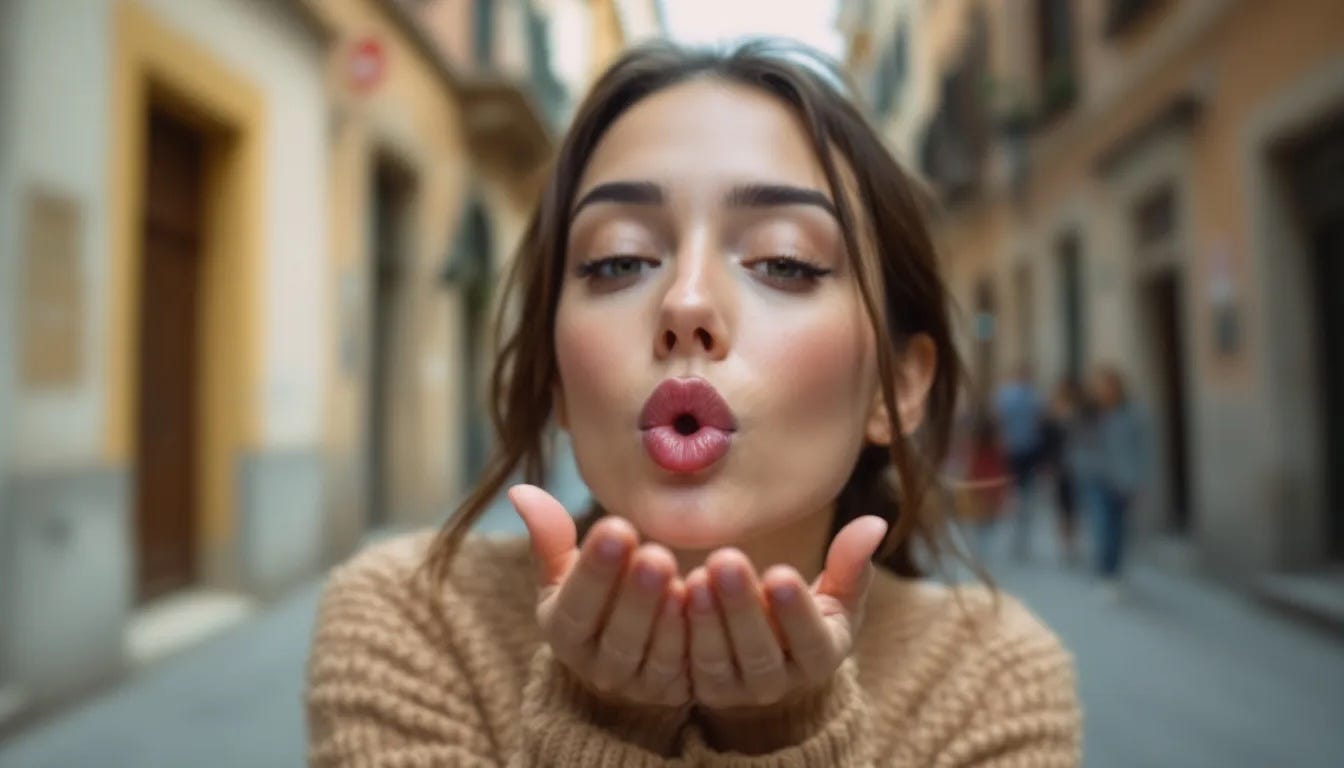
[508,484,691,706]
[684,515,888,709]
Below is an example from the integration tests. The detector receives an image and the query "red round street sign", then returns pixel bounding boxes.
[348,36,386,93]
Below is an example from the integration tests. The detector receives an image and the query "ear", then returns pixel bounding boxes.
[864,334,938,445]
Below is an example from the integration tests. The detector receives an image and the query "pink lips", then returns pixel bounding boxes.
[638,377,737,473]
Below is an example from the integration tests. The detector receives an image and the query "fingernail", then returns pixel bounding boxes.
[690,584,714,613]
[770,583,796,605]
[716,566,744,596]
[636,562,663,591]
[597,536,626,563]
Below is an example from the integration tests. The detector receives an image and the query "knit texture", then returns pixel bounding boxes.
[306,532,1080,766]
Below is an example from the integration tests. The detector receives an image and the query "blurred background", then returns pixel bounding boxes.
[0,0,1341,765]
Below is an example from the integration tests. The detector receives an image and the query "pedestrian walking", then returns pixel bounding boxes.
[994,364,1046,560]
[1041,378,1085,566]
[1087,366,1149,597]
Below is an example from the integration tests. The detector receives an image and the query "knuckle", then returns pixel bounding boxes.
[738,649,783,678]
[693,657,736,683]
[548,604,593,642]
[598,630,644,664]
[641,657,681,683]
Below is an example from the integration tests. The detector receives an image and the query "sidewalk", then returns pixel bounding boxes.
[0,580,321,768]
[976,518,1344,768]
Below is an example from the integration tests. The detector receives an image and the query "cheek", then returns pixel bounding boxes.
[554,296,645,432]
[747,299,875,427]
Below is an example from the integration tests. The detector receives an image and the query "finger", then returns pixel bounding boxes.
[763,565,835,686]
[590,544,675,692]
[708,550,787,705]
[542,516,638,653]
[508,484,578,589]
[639,579,688,703]
[816,516,887,612]
[686,567,738,708]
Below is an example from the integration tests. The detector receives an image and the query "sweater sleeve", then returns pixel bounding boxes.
[306,558,504,767]
[510,646,693,767]
[306,550,693,767]
[679,658,877,766]
[931,617,1081,767]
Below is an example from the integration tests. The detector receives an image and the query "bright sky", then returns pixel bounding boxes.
[660,0,845,58]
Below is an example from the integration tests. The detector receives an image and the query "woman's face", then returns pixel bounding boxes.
[1091,372,1120,410]
[553,79,888,550]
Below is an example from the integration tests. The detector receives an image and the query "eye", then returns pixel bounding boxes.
[575,255,659,286]
[747,256,832,289]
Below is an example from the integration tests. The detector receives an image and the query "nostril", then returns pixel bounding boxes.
[673,414,699,435]
[695,328,713,351]
[664,330,676,351]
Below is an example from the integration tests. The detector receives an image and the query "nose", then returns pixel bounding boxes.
[654,239,730,361]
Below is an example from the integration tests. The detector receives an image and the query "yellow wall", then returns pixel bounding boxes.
[318,0,472,537]
[106,0,264,566]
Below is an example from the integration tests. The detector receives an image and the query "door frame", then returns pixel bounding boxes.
[107,0,265,588]
[1244,57,1344,569]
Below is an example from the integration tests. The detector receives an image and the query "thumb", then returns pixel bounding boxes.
[816,516,888,612]
[508,484,577,588]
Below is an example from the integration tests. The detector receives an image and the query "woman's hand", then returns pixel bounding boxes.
[684,516,888,710]
[508,485,691,706]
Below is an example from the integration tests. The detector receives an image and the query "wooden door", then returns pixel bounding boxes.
[1312,220,1344,557]
[135,110,205,602]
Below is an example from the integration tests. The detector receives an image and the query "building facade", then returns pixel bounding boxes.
[0,0,565,725]
[843,0,1344,605]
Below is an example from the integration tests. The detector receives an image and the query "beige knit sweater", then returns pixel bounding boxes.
[306,532,1080,766]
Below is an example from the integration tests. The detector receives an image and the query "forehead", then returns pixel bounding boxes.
[576,78,830,195]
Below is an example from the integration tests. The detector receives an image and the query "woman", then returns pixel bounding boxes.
[307,41,1079,766]
[1040,378,1084,565]
[1088,366,1148,592]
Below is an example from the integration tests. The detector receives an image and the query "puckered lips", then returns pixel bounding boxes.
[638,377,737,474]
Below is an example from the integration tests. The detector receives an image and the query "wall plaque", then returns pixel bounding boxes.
[21,189,84,387]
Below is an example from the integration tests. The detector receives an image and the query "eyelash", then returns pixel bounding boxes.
[573,254,833,289]
[574,255,658,281]
[746,255,833,285]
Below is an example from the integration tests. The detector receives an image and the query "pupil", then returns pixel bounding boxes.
[673,414,699,435]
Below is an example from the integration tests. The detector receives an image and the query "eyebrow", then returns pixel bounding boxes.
[571,181,664,218]
[569,180,838,221]
[725,183,838,219]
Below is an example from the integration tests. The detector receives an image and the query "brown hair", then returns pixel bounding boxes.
[426,40,965,584]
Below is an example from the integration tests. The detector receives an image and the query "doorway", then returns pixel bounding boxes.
[134,108,206,602]
[1057,232,1086,381]
[1281,113,1344,559]
[1132,183,1193,534]
[1311,220,1344,557]
[366,156,415,528]
[1140,270,1192,533]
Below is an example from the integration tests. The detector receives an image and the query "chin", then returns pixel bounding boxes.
[610,486,750,552]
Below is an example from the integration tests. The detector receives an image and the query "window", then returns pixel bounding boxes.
[1035,0,1077,119]
[1105,0,1161,38]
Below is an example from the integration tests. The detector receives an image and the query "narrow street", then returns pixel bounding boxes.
[2,509,1340,768]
